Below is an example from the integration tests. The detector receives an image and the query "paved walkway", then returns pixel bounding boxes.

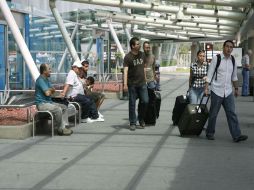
[0,73,253,190]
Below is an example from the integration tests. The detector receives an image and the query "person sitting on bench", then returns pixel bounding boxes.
[35,63,73,136]
[84,76,105,118]
[61,60,104,123]
[80,60,105,118]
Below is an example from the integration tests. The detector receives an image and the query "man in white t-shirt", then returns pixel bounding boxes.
[61,60,104,123]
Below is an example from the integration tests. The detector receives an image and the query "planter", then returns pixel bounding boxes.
[0,123,32,140]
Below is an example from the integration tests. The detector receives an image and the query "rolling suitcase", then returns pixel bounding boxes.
[144,89,161,126]
[172,91,189,125]
[178,95,209,136]
[155,91,161,119]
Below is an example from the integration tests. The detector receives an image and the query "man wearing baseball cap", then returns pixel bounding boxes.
[61,60,104,123]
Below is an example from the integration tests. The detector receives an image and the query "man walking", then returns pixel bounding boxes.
[204,40,248,142]
[143,41,156,90]
[123,37,149,131]
[35,63,73,136]
[241,49,252,96]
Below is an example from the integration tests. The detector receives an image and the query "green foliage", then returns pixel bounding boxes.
[161,59,177,66]
[213,42,223,51]
[178,43,191,54]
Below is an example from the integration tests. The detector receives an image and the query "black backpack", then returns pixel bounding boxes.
[211,54,235,82]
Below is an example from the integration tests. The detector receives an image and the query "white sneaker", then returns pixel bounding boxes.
[81,118,91,123]
[98,111,104,118]
[89,117,104,123]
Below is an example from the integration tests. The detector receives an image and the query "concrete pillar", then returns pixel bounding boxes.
[152,43,161,61]
[248,37,254,66]
[191,42,201,63]
[247,30,254,96]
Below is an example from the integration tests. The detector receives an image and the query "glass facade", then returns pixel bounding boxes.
[0,25,6,91]
[1,1,126,89]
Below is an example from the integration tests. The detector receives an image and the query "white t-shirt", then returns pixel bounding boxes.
[65,70,84,97]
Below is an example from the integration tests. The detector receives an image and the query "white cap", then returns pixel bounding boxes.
[72,60,82,68]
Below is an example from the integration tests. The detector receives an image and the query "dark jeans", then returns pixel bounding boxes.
[128,84,149,125]
[242,68,249,96]
[74,94,98,119]
[206,91,241,139]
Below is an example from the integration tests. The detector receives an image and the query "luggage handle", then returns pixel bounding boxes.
[195,94,210,113]
[183,89,190,100]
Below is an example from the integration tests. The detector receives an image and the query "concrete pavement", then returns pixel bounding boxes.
[0,73,253,190]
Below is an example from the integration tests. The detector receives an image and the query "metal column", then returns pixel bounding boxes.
[107,20,125,59]
[57,24,79,72]
[49,0,80,63]
[0,0,39,81]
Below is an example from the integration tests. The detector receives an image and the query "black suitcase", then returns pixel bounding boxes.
[155,91,161,119]
[178,95,209,136]
[172,92,189,126]
[144,89,161,126]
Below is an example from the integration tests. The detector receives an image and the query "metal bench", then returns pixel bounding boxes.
[33,110,54,137]
[32,103,78,137]
[69,101,81,124]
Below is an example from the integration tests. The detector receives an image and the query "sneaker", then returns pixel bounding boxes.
[98,111,104,118]
[206,135,215,140]
[58,128,73,136]
[233,135,248,142]
[88,117,105,123]
[137,121,145,129]
[81,117,104,123]
[130,125,136,131]
[81,118,90,123]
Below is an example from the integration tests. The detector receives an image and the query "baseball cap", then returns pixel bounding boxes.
[72,60,82,68]
[80,59,89,65]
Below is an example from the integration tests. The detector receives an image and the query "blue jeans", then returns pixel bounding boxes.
[128,84,149,125]
[206,91,241,139]
[189,87,204,104]
[242,69,249,96]
[147,80,156,90]
[74,94,98,119]
[155,71,160,90]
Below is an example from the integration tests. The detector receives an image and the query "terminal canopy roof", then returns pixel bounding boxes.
[58,0,253,42]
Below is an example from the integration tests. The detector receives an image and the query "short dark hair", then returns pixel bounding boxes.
[143,41,150,48]
[81,60,89,66]
[130,37,139,49]
[223,40,234,48]
[197,50,205,56]
[87,76,95,85]
[40,63,48,74]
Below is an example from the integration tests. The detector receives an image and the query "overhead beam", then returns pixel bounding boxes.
[94,11,239,30]
[133,29,189,40]
[94,12,236,37]
[162,0,252,7]
[60,0,247,20]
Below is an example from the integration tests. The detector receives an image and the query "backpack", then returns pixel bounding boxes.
[211,54,235,83]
